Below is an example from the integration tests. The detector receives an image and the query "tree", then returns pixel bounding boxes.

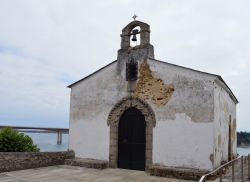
[237,131,250,146]
[0,127,39,152]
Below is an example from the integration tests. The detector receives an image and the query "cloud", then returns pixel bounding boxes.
[0,0,249,131]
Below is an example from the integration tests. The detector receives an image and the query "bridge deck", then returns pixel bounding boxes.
[0,125,69,144]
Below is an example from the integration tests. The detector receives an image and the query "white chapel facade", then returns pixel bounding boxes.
[68,20,238,172]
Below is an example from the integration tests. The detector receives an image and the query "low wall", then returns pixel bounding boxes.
[150,165,208,181]
[0,150,74,172]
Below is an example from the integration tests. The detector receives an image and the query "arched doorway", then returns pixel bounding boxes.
[118,107,146,170]
[107,96,156,171]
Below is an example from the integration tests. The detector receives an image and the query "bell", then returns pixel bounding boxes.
[131,34,137,42]
[131,29,139,42]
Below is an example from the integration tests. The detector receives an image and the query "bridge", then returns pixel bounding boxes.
[0,125,69,144]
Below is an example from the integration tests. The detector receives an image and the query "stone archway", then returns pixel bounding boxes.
[107,96,156,171]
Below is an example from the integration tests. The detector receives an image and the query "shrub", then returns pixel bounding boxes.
[0,127,39,152]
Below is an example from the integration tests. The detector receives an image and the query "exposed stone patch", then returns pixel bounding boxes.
[135,63,175,106]
[154,75,214,123]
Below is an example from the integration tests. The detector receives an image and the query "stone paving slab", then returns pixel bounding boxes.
[0,165,194,182]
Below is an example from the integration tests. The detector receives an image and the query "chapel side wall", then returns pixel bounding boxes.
[146,59,215,171]
[213,81,237,168]
[69,62,127,160]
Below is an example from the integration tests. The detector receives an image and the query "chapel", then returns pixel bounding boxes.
[68,20,238,174]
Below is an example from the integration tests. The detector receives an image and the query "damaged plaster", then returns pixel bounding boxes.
[146,62,214,123]
[232,118,236,143]
[135,63,175,106]
[218,134,222,147]
[209,154,214,165]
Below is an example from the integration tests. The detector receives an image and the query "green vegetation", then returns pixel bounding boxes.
[0,127,39,152]
[237,131,250,146]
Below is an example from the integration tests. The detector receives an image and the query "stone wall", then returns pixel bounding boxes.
[150,165,208,181]
[0,150,74,172]
[65,158,108,169]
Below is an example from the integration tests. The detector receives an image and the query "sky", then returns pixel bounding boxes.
[0,0,249,131]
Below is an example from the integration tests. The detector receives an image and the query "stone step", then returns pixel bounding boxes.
[65,158,108,169]
[150,165,209,181]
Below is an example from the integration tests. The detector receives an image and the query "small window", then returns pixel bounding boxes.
[126,58,138,81]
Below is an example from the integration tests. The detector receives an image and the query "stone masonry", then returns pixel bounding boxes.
[0,151,74,172]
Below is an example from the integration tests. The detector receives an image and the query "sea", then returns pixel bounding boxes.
[25,132,250,156]
[24,132,69,152]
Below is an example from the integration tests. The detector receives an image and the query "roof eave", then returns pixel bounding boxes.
[67,60,117,88]
[215,76,239,104]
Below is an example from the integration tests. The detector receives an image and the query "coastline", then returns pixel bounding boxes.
[237,144,250,148]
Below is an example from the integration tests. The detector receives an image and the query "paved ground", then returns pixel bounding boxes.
[0,165,193,182]
[0,162,249,182]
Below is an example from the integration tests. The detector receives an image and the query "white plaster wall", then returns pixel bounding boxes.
[153,113,214,170]
[69,117,109,159]
[213,81,237,167]
[69,57,236,170]
[147,59,215,170]
[69,62,127,160]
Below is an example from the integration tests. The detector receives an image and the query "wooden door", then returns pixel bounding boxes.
[118,107,146,170]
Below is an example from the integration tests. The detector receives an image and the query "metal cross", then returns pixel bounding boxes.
[132,14,138,21]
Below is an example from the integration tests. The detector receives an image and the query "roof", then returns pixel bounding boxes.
[68,59,238,104]
[67,60,117,88]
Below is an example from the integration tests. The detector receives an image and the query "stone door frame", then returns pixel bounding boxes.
[107,96,156,171]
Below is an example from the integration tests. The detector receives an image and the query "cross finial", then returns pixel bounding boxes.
[132,14,138,21]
